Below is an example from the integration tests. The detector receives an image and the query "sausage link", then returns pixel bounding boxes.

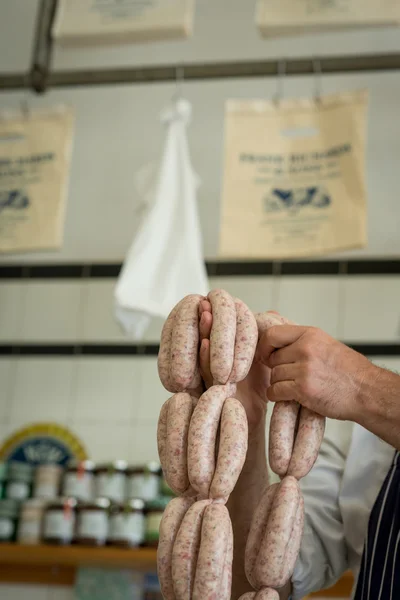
[172,499,211,600]
[229,299,258,383]
[187,383,236,497]
[193,504,231,599]
[255,589,280,600]
[245,484,278,589]
[255,476,301,588]
[278,492,305,587]
[254,311,285,339]
[208,289,237,384]
[157,497,195,600]
[158,301,183,393]
[219,514,234,600]
[287,408,326,479]
[238,594,256,600]
[210,398,248,501]
[269,401,300,478]
[170,294,203,392]
[165,393,195,495]
[157,397,171,471]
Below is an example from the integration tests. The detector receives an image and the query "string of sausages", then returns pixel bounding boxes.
[156,291,326,600]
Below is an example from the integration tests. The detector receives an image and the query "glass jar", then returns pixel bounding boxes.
[94,460,127,503]
[62,460,94,501]
[0,499,18,542]
[34,464,63,500]
[108,499,145,548]
[43,497,77,545]
[127,462,161,502]
[17,499,46,545]
[75,498,110,546]
[0,463,7,499]
[5,461,33,501]
[145,498,169,548]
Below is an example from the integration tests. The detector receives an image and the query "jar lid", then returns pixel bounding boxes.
[0,498,19,518]
[46,497,78,510]
[94,460,127,474]
[145,497,170,512]
[66,460,95,472]
[128,461,161,476]
[78,497,111,510]
[21,498,46,509]
[128,498,145,511]
[36,463,63,472]
[7,461,33,476]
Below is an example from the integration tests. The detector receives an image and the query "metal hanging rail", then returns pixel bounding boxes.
[0,53,400,93]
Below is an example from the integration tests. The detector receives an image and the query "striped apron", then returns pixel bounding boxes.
[354,450,400,600]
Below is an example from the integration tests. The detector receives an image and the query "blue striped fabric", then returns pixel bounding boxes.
[354,451,400,600]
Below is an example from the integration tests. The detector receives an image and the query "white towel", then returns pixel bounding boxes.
[115,98,208,339]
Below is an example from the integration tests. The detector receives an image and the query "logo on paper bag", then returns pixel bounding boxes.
[0,189,29,211]
[263,186,331,215]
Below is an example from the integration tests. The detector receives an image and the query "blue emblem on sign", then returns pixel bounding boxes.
[263,186,331,215]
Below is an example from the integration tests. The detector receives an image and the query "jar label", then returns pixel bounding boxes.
[63,473,93,501]
[95,473,125,503]
[128,474,159,501]
[6,481,30,500]
[0,517,13,540]
[78,510,108,542]
[109,513,145,545]
[34,483,59,500]
[17,521,41,543]
[44,510,75,540]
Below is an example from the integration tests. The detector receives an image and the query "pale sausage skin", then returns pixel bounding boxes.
[158,302,182,393]
[238,591,279,600]
[208,289,237,385]
[255,477,301,589]
[157,397,170,471]
[193,504,231,600]
[287,408,326,480]
[254,312,285,339]
[187,383,237,497]
[245,484,278,589]
[172,499,211,600]
[229,299,258,383]
[158,497,195,600]
[165,393,195,495]
[219,515,234,600]
[269,401,300,478]
[170,294,203,392]
[279,492,304,586]
[210,397,248,501]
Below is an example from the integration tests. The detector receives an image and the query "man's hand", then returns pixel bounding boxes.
[257,324,377,422]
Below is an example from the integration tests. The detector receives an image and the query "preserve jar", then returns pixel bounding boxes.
[75,498,110,546]
[94,460,127,503]
[0,499,18,542]
[62,460,94,501]
[34,464,63,499]
[5,461,33,501]
[145,498,169,547]
[0,463,7,499]
[43,497,77,545]
[127,462,161,502]
[17,499,46,544]
[108,499,145,548]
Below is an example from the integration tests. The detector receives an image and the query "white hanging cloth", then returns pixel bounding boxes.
[115,98,208,339]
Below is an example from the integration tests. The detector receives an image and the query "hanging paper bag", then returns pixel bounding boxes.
[219,91,369,260]
[53,0,195,46]
[0,106,74,253]
[256,0,400,36]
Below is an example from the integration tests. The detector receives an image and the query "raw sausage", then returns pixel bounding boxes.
[172,500,211,600]
[220,517,234,600]
[245,484,278,589]
[187,383,236,497]
[287,408,325,480]
[255,477,302,589]
[157,397,171,470]
[256,590,280,600]
[278,493,304,586]
[208,289,237,384]
[210,397,248,501]
[193,504,231,599]
[170,294,203,392]
[165,393,195,495]
[229,299,258,383]
[158,301,183,393]
[158,497,195,600]
[254,311,285,339]
[269,401,300,477]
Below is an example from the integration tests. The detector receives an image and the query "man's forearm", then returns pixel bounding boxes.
[227,417,269,598]
[355,363,400,451]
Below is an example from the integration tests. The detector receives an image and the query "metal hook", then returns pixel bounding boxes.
[273,59,286,106]
[313,58,323,103]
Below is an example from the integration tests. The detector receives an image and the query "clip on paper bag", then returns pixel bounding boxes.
[256,0,400,36]
[219,91,369,260]
[53,0,195,46]
[0,106,74,254]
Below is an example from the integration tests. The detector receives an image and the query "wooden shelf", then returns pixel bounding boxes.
[0,544,157,585]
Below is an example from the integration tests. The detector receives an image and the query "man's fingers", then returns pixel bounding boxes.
[268,343,302,368]
[199,311,212,341]
[267,380,297,402]
[199,338,213,388]
[257,324,307,364]
[270,364,298,385]
[199,300,212,316]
